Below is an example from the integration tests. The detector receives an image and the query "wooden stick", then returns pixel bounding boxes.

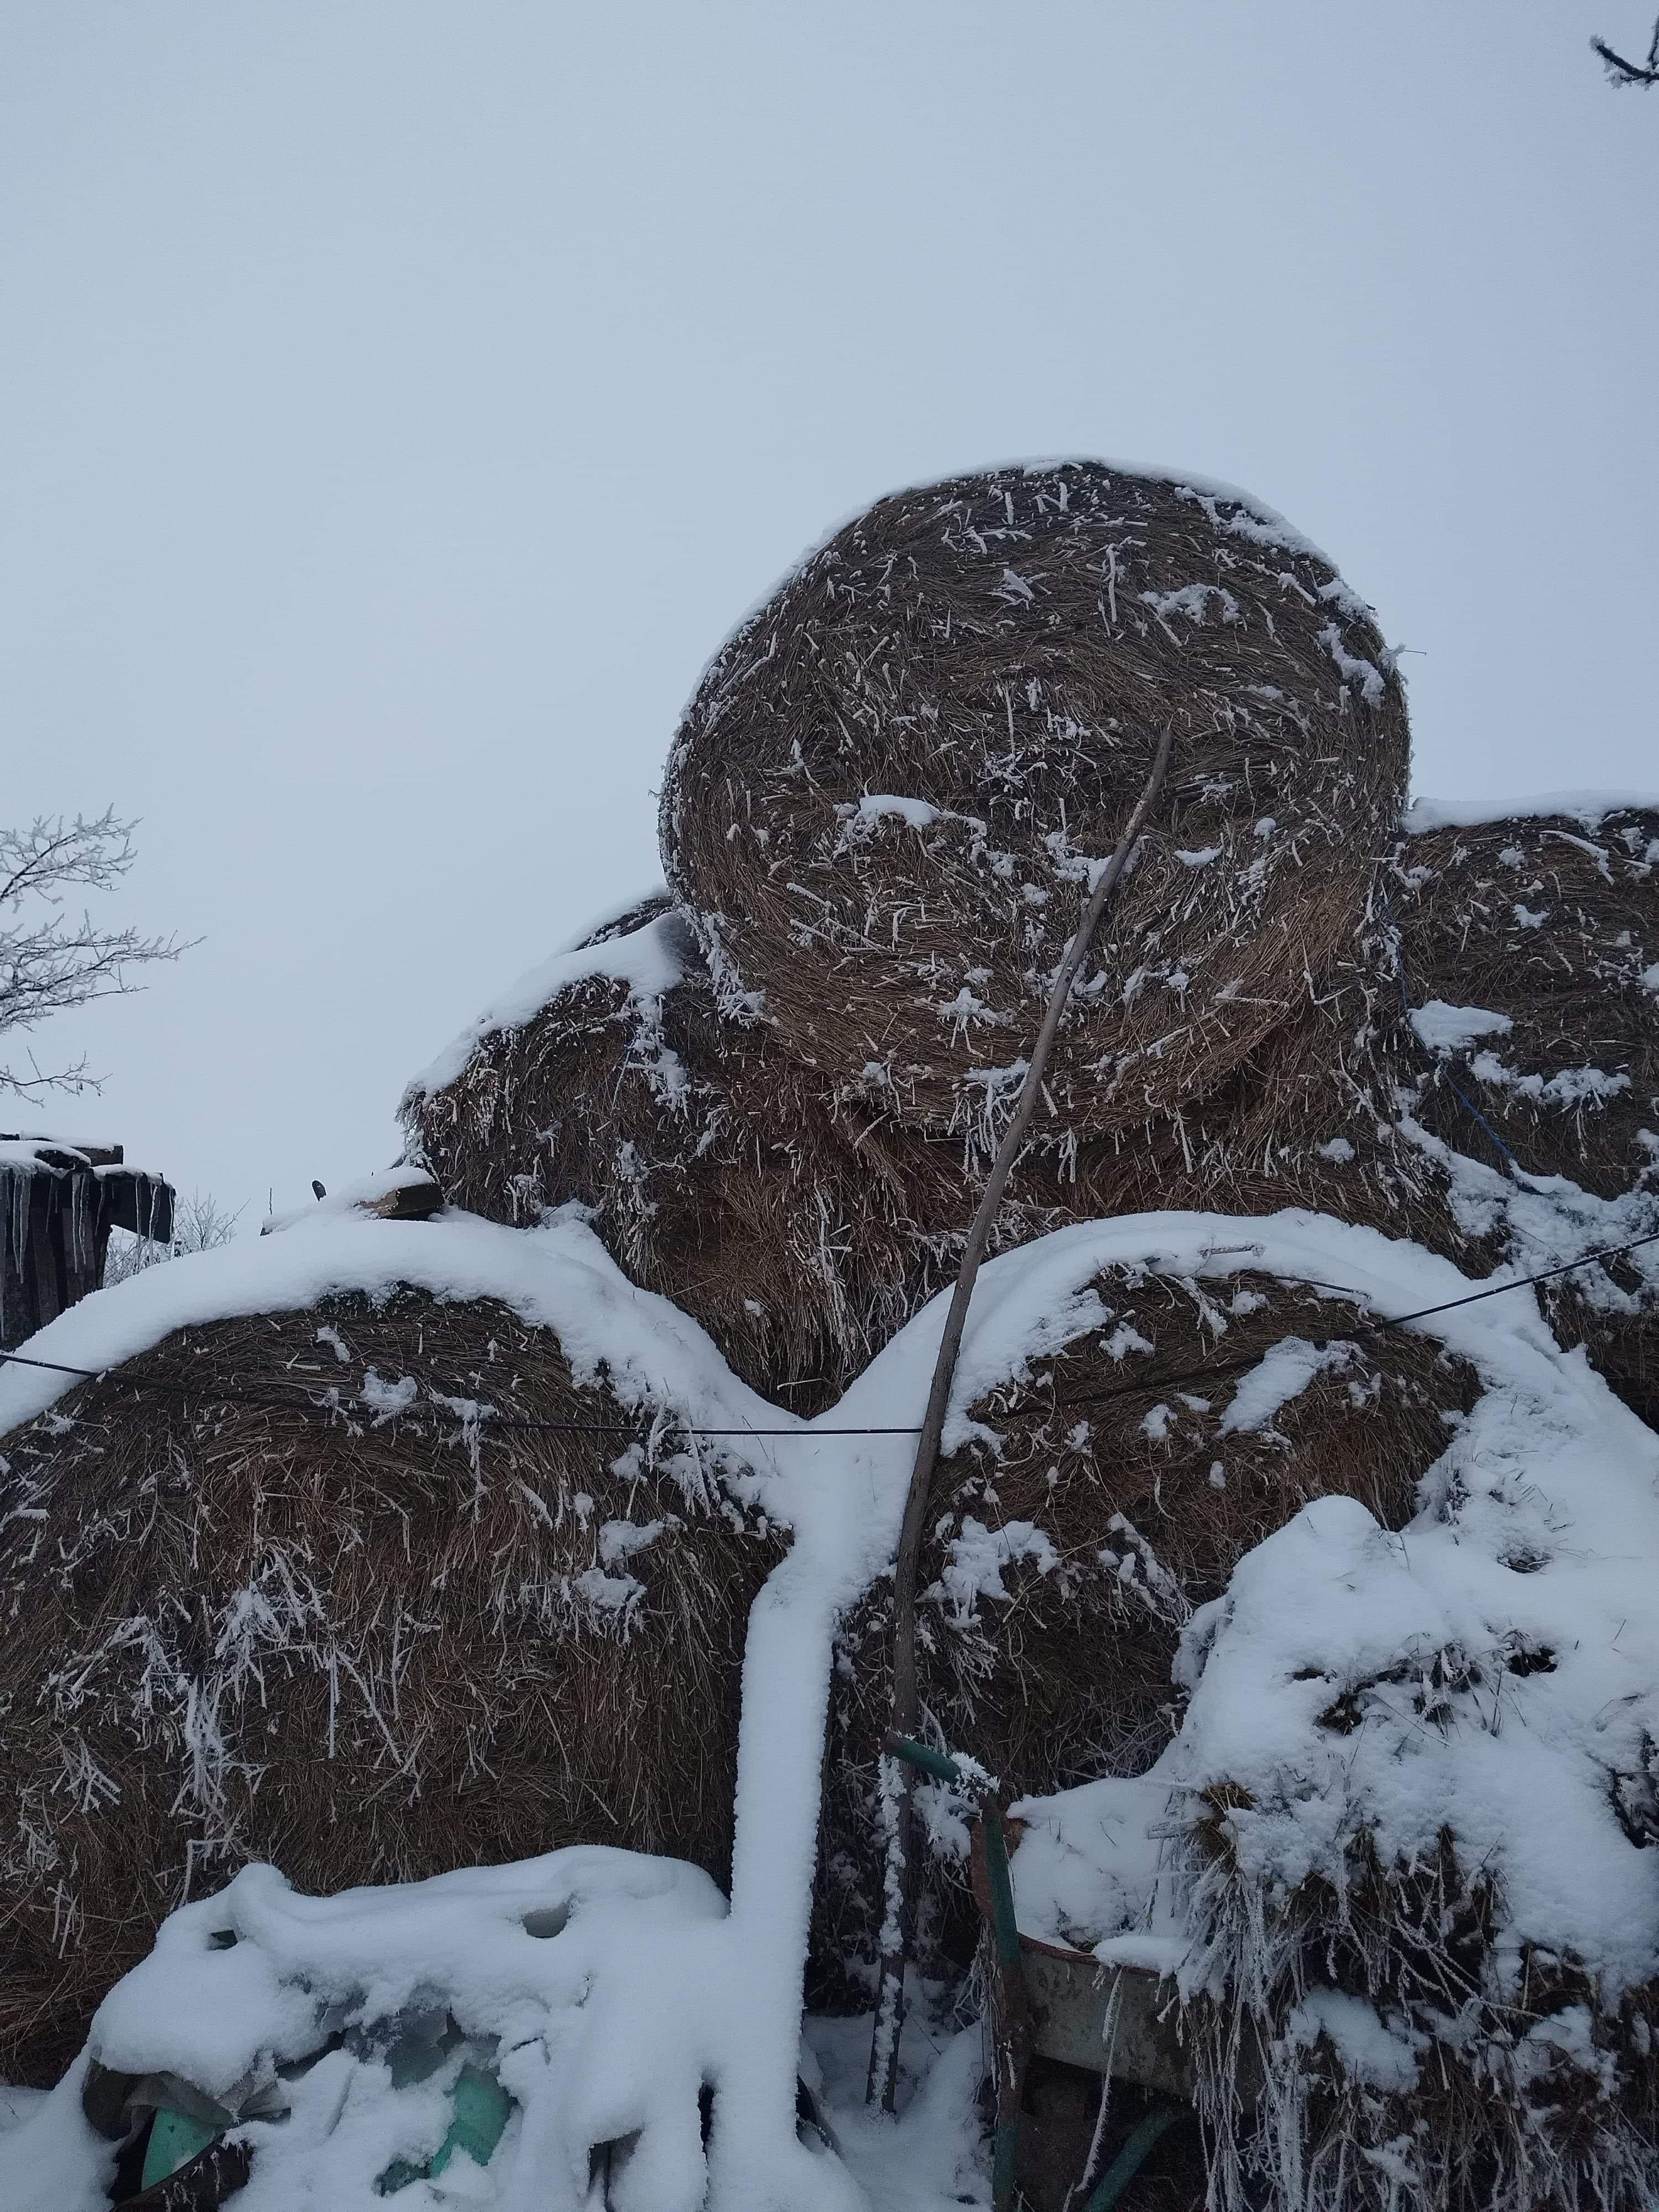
[866,723,1176,2110]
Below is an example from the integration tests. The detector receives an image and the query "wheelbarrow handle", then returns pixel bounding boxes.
[882,1731,966,1787]
[884,1733,1032,2212]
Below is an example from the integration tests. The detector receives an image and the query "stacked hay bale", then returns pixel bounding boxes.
[404,898,973,1418]
[409,460,1438,1416]
[405,895,1468,1420]
[409,471,1657,1434]
[0,1285,780,2086]
[1386,801,1659,1425]
[659,462,1408,1149]
[811,1261,1481,2002]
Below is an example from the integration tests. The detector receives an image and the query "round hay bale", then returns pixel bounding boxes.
[402,899,974,1416]
[1390,804,1658,1196]
[0,1291,781,2086]
[660,461,1410,1147]
[807,1263,1480,2003]
[1387,802,1659,1426]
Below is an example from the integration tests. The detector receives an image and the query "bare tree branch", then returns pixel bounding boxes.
[1,810,190,1102]
[103,1190,242,1281]
[1592,14,1659,85]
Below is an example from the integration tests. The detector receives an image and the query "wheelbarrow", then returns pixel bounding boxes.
[886,1735,1260,2212]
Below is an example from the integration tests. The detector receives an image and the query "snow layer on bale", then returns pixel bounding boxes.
[405,894,680,1101]
[258,1161,440,1235]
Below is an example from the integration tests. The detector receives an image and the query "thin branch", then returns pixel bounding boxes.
[0,810,190,1100]
[1591,14,1659,85]
[866,722,1177,2111]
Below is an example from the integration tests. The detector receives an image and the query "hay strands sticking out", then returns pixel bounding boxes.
[867,723,1175,2111]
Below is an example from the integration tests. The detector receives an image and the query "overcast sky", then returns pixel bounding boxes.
[3,2,1656,1228]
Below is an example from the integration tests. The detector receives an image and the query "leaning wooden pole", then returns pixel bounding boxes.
[867,723,1176,2111]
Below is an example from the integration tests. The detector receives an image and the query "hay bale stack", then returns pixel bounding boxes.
[0,1290,781,2085]
[807,1262,1480,2001]
[1387,802,1659,1424]
[405,894,1470,1413]
[405,817,1657,1426]
[660,461,1409,1150]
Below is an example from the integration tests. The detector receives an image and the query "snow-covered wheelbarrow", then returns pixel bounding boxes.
[888,1735,1258,2212]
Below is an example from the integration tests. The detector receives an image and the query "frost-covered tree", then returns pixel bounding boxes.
[102,1190,242,1281]
[1,811,184,1104]
[1593,14,1659,86]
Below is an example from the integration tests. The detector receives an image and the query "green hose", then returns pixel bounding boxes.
[1082,2104,1181,2212]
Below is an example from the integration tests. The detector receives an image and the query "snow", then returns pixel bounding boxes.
[0,1206,774,1449]
[262,1162,439,1235]
[1407,1000,1512,1054]
[1140,583,1240,628]
[1464,1051,1630,1108]
[0,1851,761,2212]
[551,883,671,959]
[1283,1993,1420,2095]
[1402,790,1659,835]
[851,795,942,832]
[1216,1337,1357,1437]
[0,2087,46,2132]
[403,905,688,1102]
[1317,623,1385,707]
[932,1517,1057,1625]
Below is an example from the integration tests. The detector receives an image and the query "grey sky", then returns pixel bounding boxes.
[3,2,1655,1227]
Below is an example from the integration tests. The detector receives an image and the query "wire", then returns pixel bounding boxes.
[1061,1227,1659,1415]
[3,1227,1656,1442]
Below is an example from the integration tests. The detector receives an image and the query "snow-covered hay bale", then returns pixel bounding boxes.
[0,1282,780,2086]
[947,1218,1659,2212]
[660,461,1409,1149]
[1389,798,1659,1424]
[812,1260,1479,2000]
[401,896,973,1415]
